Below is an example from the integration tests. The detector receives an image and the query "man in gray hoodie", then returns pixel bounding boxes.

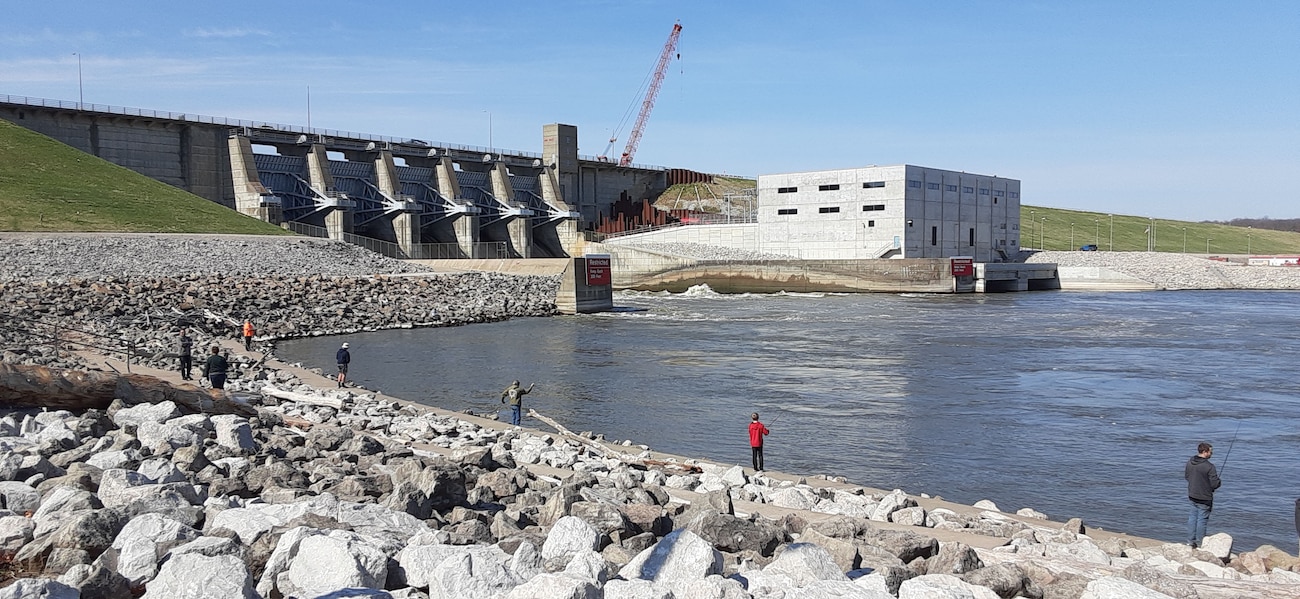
[1185,442,1222,548]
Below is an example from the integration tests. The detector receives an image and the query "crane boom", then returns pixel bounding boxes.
[619,22,682,167]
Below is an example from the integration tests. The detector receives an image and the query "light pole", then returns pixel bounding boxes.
[1041,217,1047,250]
[1029,209,1036,248]
[1094,219,1099,246]
[1147,218,1154,252]
[482,110,492,153]
[1070,222,1075,250]
[73,52,83,109]
[1206,238,1211,254]
[1108,214,1114,251]
[1182,227,1187,253]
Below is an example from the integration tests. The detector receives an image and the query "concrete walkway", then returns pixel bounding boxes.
[66,336,1169,552]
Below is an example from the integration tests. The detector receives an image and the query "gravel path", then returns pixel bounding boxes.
[1025,251,1300,290]
[0,234,431,280]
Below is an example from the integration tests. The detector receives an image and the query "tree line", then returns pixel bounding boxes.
[1204,218,1300,232]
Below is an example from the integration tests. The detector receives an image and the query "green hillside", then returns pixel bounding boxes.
[1020,205,1300,255]
[0,119,290,234]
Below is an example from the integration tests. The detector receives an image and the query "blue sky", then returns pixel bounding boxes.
[1,1,1296,221]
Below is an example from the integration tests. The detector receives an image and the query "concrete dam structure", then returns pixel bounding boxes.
[0,95,671,258]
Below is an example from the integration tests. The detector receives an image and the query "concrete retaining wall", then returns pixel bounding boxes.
[1056,266,1159,290]
[605,223,760,251]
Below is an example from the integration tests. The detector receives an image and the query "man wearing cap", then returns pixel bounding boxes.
[500,380,535,426]
[336,342,351,388]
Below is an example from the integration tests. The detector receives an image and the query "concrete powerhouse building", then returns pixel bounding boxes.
[757,165,1021,261]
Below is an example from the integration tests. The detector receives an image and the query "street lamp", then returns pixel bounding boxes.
[73,52,83,109]
[482,110,493,153]
[1094,219,1099,245]
[1070,222,1075,250]
[1029,210,1036,248]
[1247,225,1252,256]
[1041,217,1047,250]
[1182,227,1187,253]
[1108,214,1114,251]
[1206,238,1212,254]
[1148,217,1154,252]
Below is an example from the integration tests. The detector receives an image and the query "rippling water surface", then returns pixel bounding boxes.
[278,288,1300,551]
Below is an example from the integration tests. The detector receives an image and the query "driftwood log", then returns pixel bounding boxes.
[0,363,256,416]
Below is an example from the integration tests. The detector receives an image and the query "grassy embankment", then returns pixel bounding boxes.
[0,118,290,234]
[1019,205,1300,255]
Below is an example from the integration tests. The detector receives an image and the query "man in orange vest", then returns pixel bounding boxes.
[242,319,255,351]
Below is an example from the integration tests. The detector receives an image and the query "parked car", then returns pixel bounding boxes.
[1079,244,1099,251]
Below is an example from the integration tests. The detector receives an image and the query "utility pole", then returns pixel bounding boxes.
[73,52,83,109]
[1108,214,1113,251]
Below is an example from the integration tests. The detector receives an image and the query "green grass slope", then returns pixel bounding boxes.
[0,119,290,234]
[1021,205,1300,255]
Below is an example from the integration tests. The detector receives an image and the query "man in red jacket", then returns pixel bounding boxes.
[749,412,770,472]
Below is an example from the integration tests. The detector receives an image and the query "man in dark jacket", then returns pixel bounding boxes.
[336,343,351,388]
[1185,442,1222,548]
[201,346,229,390]
[178,328,193,381]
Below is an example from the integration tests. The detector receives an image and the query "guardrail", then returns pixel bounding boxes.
[0,314,139,373]
[0,93,670,171]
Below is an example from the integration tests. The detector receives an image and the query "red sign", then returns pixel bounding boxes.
[585,256,611,286]
[950,257,974,277]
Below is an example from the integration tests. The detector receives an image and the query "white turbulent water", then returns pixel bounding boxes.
[278,287,1300,551]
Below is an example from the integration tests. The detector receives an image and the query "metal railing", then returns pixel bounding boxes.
[0,93,672,171]
[0,314,138,373]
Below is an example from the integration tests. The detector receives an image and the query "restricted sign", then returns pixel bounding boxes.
[585,255,611,286]
[950,256,974,277]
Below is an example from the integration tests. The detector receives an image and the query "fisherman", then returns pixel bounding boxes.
[500,380,535,426]
[749,412,770,472]
[201,346,228,390]
[177,328,193,381]
[1185,441,1222,548]
[242,319,256,351]
[336,342,351,388]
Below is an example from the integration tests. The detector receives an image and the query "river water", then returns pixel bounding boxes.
[277,288,1300,552]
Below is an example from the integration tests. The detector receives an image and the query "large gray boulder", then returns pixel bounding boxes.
[211,415,256,452]
[542,516,601,561]
[603,579,673,599]
[276,532,389,598]
[619,529,722,586]
[425,549,517,598]
[56,563,133,599]
[687,513,784,556]
[0,515,35,555]
[899,574,1000,599]
[1080,576,1177,599]
[136,458,186,484]
[141,553,258,599]
[927,542,984,576]
[504,573,599,599]
[96,513,201,585]
[50,509,128,558]
[95,469,152,509]
[112,402,182,428]
[0,578,79,599]
[0,481,40,513]
[764,543,848,587]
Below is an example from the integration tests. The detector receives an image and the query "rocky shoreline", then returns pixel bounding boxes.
[1,234,1299,598]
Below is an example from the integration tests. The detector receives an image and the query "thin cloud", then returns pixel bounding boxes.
[183,27,270,39]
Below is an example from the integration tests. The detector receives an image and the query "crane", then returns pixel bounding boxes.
[603,22,682,167]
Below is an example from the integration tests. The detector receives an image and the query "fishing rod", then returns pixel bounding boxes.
[1218,423,1241,476]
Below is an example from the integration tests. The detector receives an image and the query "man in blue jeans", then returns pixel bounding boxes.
[500,380,535,426]
[1185,442,1222,548]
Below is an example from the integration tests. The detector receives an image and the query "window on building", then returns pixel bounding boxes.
[867,220,875,227]
[993,198,998,204]
[777,186,797,194]
[926,182,940,190]
[1010,191,1019,199]
[818,184,840,191]
[962,186,974,193]
[994,190,1005,197]
[979,188,990,195]
[908,180,922,188]
[776,208,797,215]
[931,226,937,246]
[969,228,975,247]
[945,185,957,192]
[818,206,840,214]
[863,181,885,188]
[861,204,885,212]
